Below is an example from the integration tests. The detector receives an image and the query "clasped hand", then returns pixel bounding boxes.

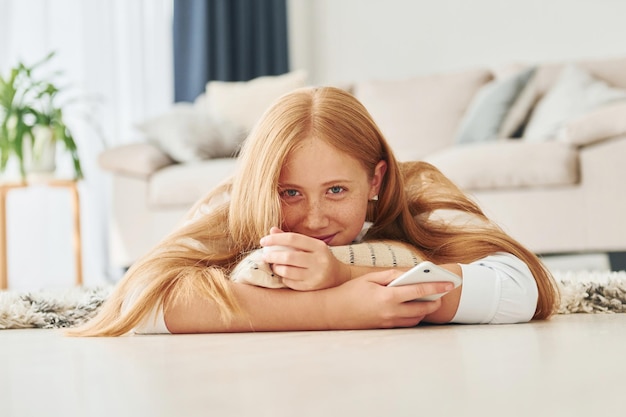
[260,227,350,290]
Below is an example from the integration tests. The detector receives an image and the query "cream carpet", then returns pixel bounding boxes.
[0,270,625,329]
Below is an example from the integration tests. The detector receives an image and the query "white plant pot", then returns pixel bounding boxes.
[22,126,57,179]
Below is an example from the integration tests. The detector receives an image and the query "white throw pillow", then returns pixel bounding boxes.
[137,103,246,163]
[558,101,626,146]
[206,70,308,132]
[523,65,626,141]
[231,241,422,288]
[455,67,536,144]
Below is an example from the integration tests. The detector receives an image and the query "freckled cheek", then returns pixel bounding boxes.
[327,203,368,244]
[280,204,302,231]
[329,195,367,224]
[331,206,358,224]
[339,205,368,229]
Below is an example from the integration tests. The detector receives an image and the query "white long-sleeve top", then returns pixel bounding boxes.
[451,252,538,324]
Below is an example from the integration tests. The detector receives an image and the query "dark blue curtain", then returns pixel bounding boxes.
[173,0,290,102]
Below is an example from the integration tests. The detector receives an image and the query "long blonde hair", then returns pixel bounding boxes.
[70,87,558,336]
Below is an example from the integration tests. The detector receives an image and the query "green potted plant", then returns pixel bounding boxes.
[0,52,83,180]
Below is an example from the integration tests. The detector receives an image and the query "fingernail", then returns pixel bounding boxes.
[445,283,455,291]
[260,237,267,245]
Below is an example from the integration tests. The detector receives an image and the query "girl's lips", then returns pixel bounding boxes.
[314,234,336,245]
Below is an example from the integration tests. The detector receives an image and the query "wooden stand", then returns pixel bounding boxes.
[0,179,83,290]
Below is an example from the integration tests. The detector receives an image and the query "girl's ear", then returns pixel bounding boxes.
[370,160,387,198]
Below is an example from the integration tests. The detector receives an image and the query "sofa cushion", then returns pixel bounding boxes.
[98,143,174,178]
[533,56,626,96]
[499,56,626,138]
[353,68,493,161]
[497,71,543,138]
[206,70,308,132]
[424,141,579,190]
[148,158,239,207]
[137,103,246,163]
[455,67,536,144]
[523,65,626,141]
[558,101,626,146]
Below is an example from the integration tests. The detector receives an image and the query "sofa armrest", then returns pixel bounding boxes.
[558,102,626,147]
[98,143,175,179]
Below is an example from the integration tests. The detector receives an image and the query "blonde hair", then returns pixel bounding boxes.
[69,87,558,336]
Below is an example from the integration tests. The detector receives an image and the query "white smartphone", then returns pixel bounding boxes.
[387,261,462,301]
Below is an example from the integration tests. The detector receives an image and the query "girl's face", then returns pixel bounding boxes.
[278,138,386,246]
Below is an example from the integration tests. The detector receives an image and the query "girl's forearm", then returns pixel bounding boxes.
[347,264,409,282]
[164,283,333,333]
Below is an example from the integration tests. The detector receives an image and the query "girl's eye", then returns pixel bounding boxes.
[328,186,345,194]
[281,189,300,198]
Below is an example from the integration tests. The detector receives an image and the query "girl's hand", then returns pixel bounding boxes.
[322,269,454,329]
[260,227,351,290]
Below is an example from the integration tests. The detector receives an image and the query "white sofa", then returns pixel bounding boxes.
[99,57,626,269]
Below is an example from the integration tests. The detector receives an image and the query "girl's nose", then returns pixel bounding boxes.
[302,200,330,230]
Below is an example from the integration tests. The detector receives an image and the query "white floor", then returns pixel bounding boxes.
[1,252,621,417]
[0,314,624,417]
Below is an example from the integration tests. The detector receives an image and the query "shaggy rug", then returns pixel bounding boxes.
[555,270,626,314]
[0,270,625,329]
[0,285,113,330]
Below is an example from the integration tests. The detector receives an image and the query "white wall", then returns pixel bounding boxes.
[288,0,626,84]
